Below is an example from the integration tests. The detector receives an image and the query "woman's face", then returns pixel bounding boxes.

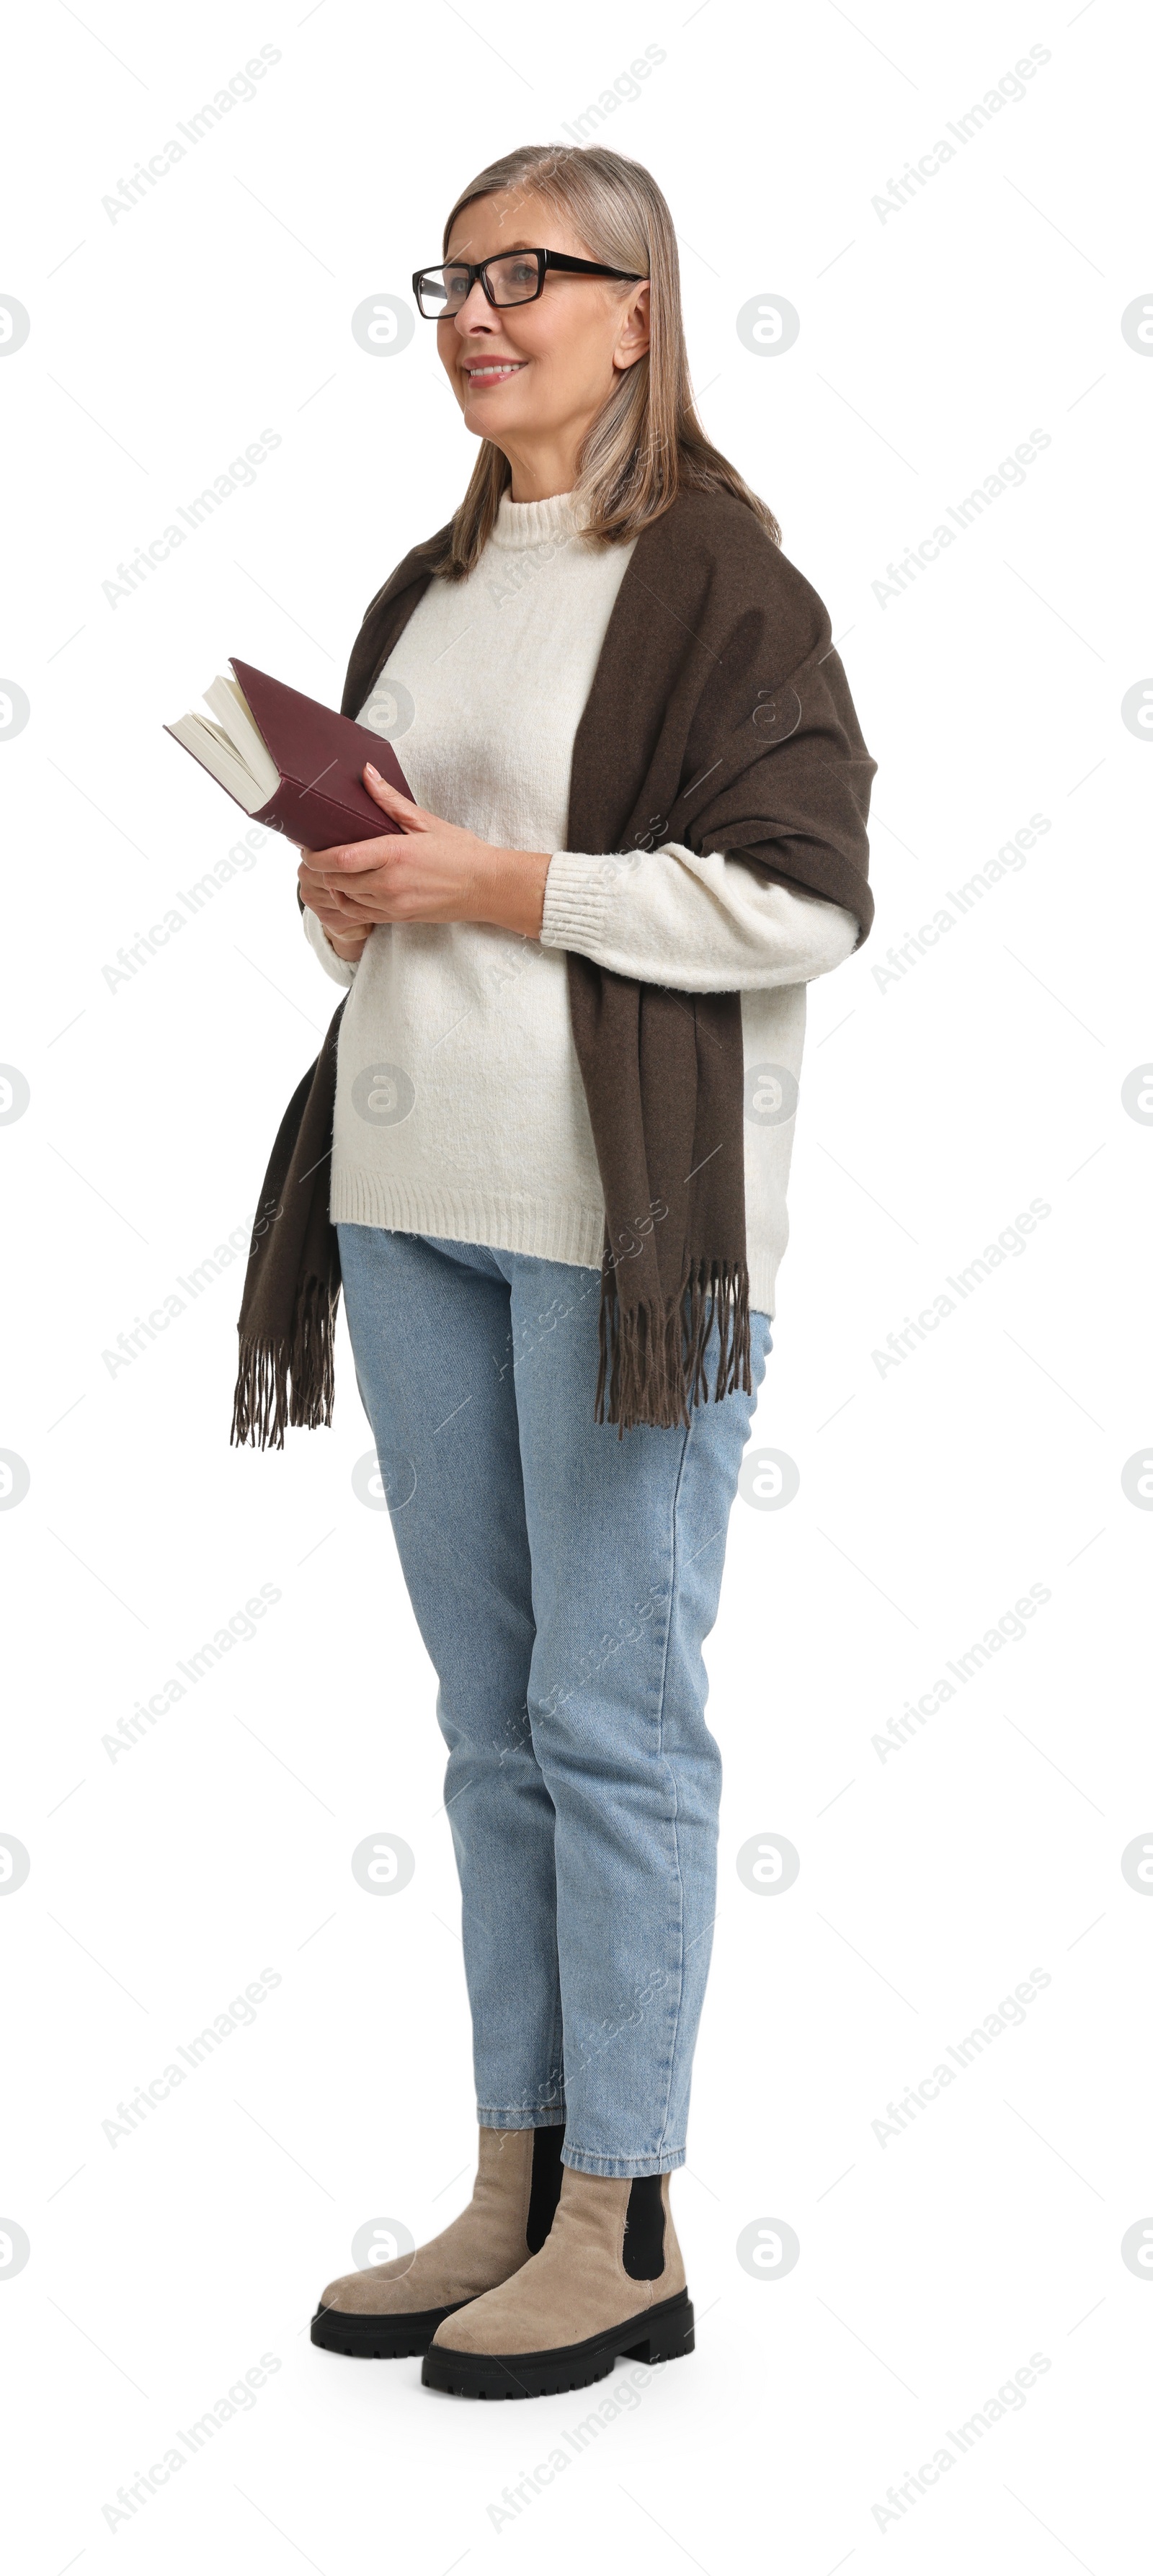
[437,189,649,463]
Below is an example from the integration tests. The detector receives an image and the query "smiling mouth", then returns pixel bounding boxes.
[463,361,527,384]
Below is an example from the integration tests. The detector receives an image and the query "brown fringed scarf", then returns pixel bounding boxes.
[232,489,875,1443]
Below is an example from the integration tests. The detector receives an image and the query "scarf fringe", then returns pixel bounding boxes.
[231,1273,338,1450]
[595,1259,753,1435]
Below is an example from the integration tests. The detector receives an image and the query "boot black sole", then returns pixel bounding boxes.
[421,2287,695,2398]
[311,2298,471,2358]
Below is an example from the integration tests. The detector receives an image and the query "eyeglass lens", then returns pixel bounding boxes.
[419,254,543,315]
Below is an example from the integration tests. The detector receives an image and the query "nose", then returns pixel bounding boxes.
[451,279,496,334]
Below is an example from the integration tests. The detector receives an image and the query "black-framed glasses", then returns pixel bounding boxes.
[411,247,645,320]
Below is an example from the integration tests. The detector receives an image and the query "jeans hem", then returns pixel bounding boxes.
[478,2107,567,2129]
[561,2146,686,2177]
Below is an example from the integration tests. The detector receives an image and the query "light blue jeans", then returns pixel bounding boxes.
[338,1224,771,2176]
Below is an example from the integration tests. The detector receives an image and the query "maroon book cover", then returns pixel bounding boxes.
[164,659,414,848]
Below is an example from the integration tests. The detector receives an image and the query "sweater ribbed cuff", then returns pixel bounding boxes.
[540,851,613,953]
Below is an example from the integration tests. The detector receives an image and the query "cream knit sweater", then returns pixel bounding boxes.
[304,490,858,1316]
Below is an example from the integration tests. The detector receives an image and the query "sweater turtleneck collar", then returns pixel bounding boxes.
[490,486,585,551]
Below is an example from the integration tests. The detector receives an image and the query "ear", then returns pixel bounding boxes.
[613,280,650,373]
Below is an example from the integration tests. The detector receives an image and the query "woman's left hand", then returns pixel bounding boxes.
[298,764,551,940]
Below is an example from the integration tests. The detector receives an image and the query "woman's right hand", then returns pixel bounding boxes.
[327,924,372,963]
[300,873,373,963]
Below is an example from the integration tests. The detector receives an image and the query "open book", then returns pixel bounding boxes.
[166,670,282,814]
[164,658,413,847]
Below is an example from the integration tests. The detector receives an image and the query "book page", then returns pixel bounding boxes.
[165,712,270,814]
[205,673,280,802]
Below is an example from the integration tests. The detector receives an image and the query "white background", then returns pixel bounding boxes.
[3,0,1151,2566]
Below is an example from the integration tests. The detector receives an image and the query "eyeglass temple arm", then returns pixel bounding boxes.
[541,252,644,280]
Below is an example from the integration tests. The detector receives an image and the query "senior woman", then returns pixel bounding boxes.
[236,141,875,2401]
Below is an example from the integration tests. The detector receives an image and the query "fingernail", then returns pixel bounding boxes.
[365,762,382,782]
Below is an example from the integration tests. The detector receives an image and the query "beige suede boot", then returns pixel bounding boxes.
[312,2125,564,2358]
[422,2167,693,2397]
